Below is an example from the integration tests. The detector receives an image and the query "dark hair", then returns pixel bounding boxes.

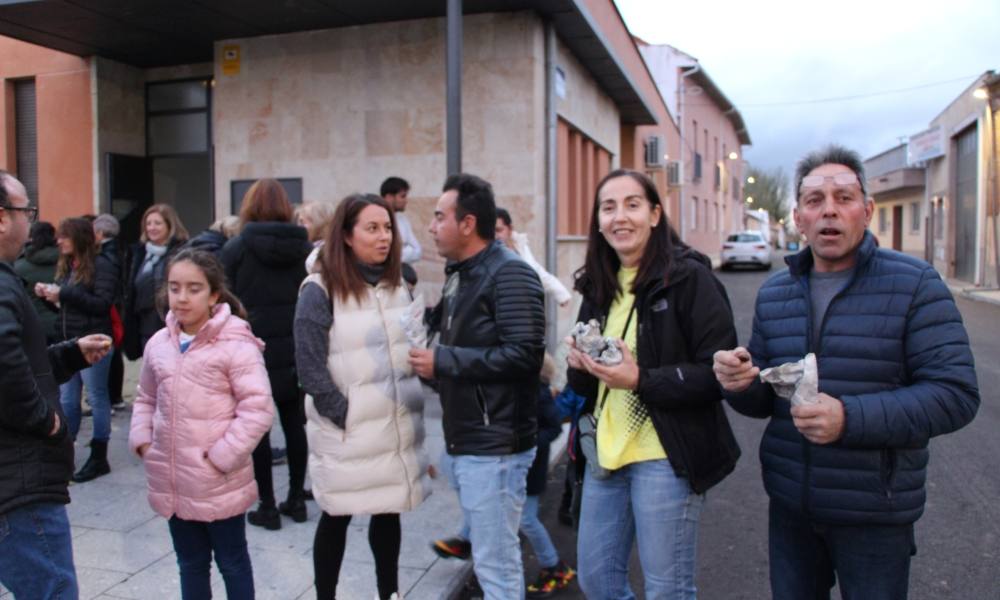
[55,218,98,286]
[240,179,294,224]
[574,169,686,312]
[496,207,512,228]
[794,144,867,199]
[141,204,190,243]
[442,173,496,241]
[319,193,402,303]
[401,262,418,287]
[29,221,56,249]
[380,177,410,197]
[158,248,247,320]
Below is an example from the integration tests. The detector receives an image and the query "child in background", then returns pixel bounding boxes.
[129,248,274,600]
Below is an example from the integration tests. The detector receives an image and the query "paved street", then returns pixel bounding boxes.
[528,259,1000,599]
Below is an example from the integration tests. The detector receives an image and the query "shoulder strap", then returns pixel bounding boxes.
[594,300,637,419]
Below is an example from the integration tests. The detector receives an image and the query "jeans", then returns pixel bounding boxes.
[453,448,536,600]
[520,494,559,568]
[168,514,254,600]
[0,502,78,599]
[60,350,112,441]
[768,500,915,600]
[440,450,470,539]
[577,459,703,600]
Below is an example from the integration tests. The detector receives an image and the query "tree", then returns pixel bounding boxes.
[744,165,791,225]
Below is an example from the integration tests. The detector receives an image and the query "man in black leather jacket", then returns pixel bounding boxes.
[0,171,112,599]
[410,173,545,600]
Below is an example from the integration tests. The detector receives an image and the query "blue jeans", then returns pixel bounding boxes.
[520,494,559,568]
[0,502,78,599]
[577,459,703,600]
[60,350,112,442]
[440,450,471,540]
[453,448,536,600]
[768,500,915,600]
[168,514,254,600]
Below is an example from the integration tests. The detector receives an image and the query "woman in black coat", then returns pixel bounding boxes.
[565,170,739,599]
[35,218,119,482]
[122,204,188,360]
[221,179,313,530]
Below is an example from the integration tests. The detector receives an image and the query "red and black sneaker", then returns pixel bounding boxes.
[430,537,471,560]
[526,560,576,598]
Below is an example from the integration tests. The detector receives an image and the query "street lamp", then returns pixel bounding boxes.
[747,176,755,184]
[746,196,754,204]
[973,87,988,100]
[728,151,739,160]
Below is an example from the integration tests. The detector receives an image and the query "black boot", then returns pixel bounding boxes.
[247,503,281,530]
[73,440,111,483]
[278,491,307,523]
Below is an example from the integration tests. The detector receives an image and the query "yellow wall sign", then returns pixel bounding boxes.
[222,45,241,76]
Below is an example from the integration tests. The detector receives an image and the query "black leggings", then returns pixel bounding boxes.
[314,512,401,600]
[251,380,307,505]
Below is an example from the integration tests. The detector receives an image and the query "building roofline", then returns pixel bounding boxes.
[680,65,751,145]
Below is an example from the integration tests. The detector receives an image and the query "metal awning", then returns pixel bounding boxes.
[0,0,658,124]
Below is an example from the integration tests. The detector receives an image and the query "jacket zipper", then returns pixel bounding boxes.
[171,343,186,514]
[475,385,490,426]
[375,288,413,503]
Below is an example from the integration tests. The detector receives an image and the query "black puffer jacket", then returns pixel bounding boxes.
[13,244,59,342]
[221,222,311,401]
[526,384,563,496]
[123,239,183,359]
[0,262,87,516]
[186,229,228,257]
[567,249,740,494]
[431,241,546,455]
[56,249,118,341]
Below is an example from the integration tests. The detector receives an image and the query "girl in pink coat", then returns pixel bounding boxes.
[129,248,274,600]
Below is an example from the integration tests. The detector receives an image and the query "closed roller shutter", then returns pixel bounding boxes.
[15,80,39,205]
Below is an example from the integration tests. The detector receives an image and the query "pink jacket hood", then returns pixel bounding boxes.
[129,303,274,521]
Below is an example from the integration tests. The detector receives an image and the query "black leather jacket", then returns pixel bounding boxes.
[431,241,546,455]
[567,250,740,494]
[0,262,87,515]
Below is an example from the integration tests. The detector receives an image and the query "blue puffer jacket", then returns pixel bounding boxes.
[726,232,979,526]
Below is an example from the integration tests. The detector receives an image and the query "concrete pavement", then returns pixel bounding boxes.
[0,361,471,600]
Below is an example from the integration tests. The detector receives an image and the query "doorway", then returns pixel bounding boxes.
[954,126,978,282]
[892,205,903,251]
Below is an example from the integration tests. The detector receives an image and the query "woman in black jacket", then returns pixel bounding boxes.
[14,221,60,343]
[565,169,739,599]
[122,204,188,360]
[221,179,312,530]
[36,218,120,482]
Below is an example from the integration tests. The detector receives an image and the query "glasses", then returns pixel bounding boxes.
[800,172,863,191]
[2,205,38,223]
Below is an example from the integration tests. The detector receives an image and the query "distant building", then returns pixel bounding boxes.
[864,144,926,257]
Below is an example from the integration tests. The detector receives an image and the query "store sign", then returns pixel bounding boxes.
[222,45,241,76]
[907,125,945,165]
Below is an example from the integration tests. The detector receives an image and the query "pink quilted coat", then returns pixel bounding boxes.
[128,303,274,522]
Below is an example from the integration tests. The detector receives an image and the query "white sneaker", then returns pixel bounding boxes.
[374,594,402,600]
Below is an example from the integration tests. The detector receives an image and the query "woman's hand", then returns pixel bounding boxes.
[579,339,639,391]
[565,336,586,370]
[42,284,60,304]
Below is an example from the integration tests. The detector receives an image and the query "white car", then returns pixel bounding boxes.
[721,232,772,270]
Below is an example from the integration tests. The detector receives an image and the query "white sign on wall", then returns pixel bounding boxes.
[907,125,945,165]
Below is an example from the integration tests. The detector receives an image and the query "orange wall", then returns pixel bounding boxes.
[0,35,93,223]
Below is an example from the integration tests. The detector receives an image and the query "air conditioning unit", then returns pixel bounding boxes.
[667,161,681,186]
[644,135,665,167]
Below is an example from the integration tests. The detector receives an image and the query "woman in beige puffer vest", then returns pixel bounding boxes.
[294,194,428,600]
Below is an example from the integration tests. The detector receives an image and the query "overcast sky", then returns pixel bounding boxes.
[615,0,1000,178]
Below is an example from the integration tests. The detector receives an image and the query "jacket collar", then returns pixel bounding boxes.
[786,230,877,279]
[444,240,501,276]
[165,302,232,347]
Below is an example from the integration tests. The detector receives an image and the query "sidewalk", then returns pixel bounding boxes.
[0,361,469,600]
[946,279,1000,307]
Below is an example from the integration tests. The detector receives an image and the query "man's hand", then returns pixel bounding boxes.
[579,340,639,391]
[408,348,435,379]
[713,347,759,392]
[791,393,845,444]
[49,413,61,437]
[78,334,113,365]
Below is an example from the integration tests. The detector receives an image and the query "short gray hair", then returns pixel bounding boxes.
[93,213,120,238]
[794,144,867,200]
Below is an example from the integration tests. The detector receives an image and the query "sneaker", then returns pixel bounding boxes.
[430,537,471,560]
[526,561,576,598]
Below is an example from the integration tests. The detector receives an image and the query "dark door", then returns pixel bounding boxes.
[892,205,903,251]
[954,126,978,282]
[107,153,154,246]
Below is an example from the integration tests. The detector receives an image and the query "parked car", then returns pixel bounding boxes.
[721,231,772,270]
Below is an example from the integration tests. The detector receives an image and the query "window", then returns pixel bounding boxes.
[693,153,703,181]
[147,79,210,156]
[691,196,698,230]
[714,202,720,232]
[728,233,764,243]
[231,178,303,214]
[878,207,888,233]
[934,197,944,239]
[556,118,612,236]
[14,80,38,205]
[704,199,709,231]
[910,202,921,232]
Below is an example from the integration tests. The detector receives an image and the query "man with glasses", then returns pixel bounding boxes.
[712,146,979,599]
[0,170,112,598]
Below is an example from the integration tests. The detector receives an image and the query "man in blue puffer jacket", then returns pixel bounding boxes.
[713,145,979,600]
